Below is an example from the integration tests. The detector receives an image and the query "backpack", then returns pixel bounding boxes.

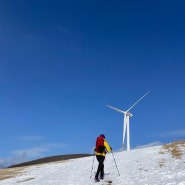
[96,136,105,153]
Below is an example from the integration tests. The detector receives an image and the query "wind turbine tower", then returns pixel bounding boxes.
[107,91,150,151]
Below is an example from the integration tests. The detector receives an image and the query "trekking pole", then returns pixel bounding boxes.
[90,152,95,178]
[111,150,120,176]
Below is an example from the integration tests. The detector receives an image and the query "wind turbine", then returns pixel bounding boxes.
[107,91,150,151]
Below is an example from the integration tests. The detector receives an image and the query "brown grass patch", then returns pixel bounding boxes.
[158,140,185,167]
[163,140,185,159]
[0,166,26,181]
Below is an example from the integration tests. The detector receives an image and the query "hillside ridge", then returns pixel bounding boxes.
[7,154,93,168]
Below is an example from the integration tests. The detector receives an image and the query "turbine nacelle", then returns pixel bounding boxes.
[125,112,133,117]
[107,105,133,117]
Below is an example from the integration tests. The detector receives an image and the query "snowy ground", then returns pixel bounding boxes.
[0,141,185,185]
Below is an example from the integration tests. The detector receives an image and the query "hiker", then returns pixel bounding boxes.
[94,134,112,182]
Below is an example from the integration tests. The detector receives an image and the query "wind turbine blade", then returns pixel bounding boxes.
[127,90,150,112]
[107,105,125,114]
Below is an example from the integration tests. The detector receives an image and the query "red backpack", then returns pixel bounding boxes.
[96,136,105,153]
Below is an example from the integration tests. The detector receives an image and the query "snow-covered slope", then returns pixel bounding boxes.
[0,141,185,185]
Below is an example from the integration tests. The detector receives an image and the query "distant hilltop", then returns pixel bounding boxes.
[7,154,93,168]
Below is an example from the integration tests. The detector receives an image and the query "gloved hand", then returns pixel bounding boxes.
[110,147,112,151]
[94,148,97,152]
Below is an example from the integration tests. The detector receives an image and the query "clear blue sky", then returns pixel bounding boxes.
[0,0,185,167]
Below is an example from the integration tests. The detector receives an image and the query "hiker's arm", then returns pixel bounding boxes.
[104,140,111,152]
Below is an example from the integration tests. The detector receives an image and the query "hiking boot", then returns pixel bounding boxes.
[94,177,100,182]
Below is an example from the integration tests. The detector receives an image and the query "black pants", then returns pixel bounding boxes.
[95,155,105,179]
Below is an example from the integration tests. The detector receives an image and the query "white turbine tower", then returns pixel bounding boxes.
[107,91,150,151]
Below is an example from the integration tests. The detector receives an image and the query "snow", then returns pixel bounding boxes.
[0,143,185,185]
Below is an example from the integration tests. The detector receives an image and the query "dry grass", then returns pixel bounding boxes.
[163,140,185,159]
[0,166,26,181]
[158,140,185,168]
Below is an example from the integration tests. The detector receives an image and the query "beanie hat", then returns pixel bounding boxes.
[100,134,105,138]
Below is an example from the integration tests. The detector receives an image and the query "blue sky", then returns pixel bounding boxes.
[0,0,185,167]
